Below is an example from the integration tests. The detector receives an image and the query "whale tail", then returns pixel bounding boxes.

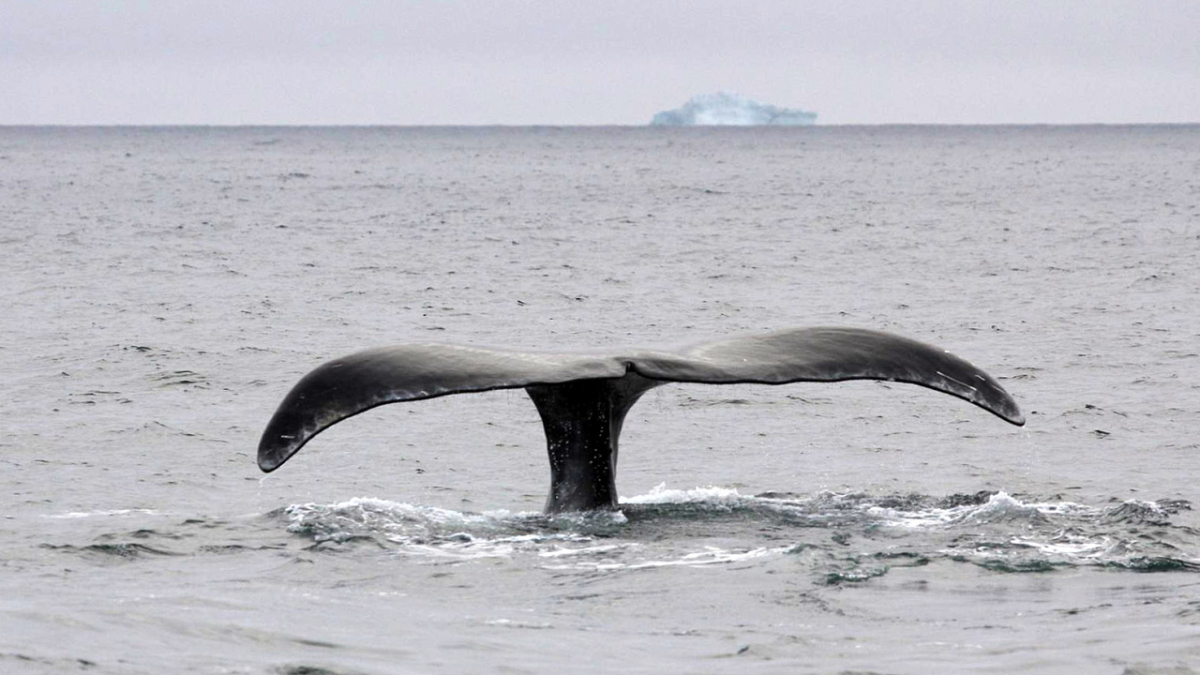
[258,327,1024,513]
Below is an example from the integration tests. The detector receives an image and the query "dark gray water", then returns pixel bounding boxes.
[2,125,1199,674]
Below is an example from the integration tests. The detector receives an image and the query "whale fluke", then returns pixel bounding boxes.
[258,327,1024,512]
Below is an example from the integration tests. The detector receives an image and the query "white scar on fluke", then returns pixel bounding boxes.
[258,327,1024,513]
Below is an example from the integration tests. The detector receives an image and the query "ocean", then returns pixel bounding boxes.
[2,125,1198,674]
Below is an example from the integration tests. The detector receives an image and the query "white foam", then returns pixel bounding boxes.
[485,619,553,629]
[286,496,529,530]
[626,546,778,569]
[44,508,158,519]
[286,497,613,561]
[621,482,746,506]
[1009,534,1120,559]
[869,492,1095,530]
[542,545,781,571]
[538,543,634,558]
[280,492,1186,570]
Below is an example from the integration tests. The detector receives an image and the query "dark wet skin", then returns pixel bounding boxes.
[258,327,1024,513]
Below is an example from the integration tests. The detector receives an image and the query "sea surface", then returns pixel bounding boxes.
[2,125,1199,674]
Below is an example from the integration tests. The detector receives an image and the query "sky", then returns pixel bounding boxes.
[3,0,1197,125]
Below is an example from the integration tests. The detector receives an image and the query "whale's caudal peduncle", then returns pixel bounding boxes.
[257,327,1024,513]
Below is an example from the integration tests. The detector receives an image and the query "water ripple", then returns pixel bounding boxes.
[276,487,1200,578]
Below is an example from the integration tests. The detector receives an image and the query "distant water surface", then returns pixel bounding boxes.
[2,125,1199,674]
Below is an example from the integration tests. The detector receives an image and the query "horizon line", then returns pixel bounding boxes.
[2,122,1198,129]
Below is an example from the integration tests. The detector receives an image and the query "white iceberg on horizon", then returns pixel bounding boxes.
[650,91,817,126]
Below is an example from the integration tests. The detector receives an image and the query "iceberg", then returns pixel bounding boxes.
[650,91,817,126]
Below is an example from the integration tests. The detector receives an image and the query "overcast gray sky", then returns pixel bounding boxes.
[3,0,1197,125]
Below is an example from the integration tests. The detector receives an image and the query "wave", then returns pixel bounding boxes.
[279,487,1199,577]
[35,487,1195,580]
